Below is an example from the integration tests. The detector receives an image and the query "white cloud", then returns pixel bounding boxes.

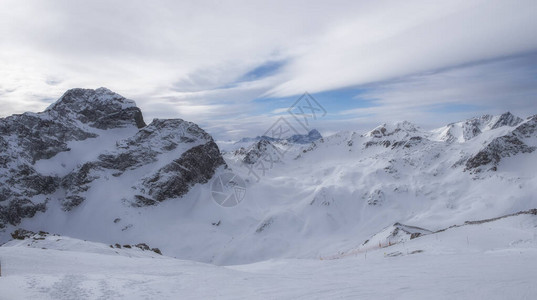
[339,53,537,127]
[265,0,537,97]
[0,0,536,139]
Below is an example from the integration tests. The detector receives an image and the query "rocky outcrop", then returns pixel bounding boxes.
[512,115,537,138]
[134,137,226,205]
[465,116,537,172]
[0,198,47,228]
[490,112,523,130]
[365,189,385,206]
[242,139,282,165]
[465,135,534,172]
[364,121,425,149]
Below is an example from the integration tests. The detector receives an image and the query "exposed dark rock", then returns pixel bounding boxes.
[11,228,36,240]
[513,115,537,138]
[61,196,85,211]
[364,122,425,150]
[10,229,53,240]
[0,198,47,226]
[46,88,146,129]
[136,140,226,203]
[135,243,151,251]
[132,195,159,207]
[367,121,418,138]
[242,139,280,165]
[256,217,274,233]
[366,190,385,206]
[465,135,535,171]
[0,88,147,226]
[67,121,222,206]
[490,112,523,130]
[0,113,97,164]
[391,136,422,149]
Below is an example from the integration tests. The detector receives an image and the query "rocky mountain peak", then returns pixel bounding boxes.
[0,88,226,228]
[366,121,418,138]
[438,112,523,143]
[46,87,146,129]
[288,129,322,144]
[490,112,523,130]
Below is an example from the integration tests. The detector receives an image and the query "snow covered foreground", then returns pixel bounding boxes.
[1,212,536,299]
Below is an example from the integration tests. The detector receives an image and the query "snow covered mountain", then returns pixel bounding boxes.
[214,111,537,263]
[0,88,226,229]
[432,112,523,143]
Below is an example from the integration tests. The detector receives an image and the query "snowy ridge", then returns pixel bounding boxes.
[5,229,164,258]
[321,208,537,260]
[432,112,523,143]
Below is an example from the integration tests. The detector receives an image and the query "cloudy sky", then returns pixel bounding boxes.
[1,0,536,139]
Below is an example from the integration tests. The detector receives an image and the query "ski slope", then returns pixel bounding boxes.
[1,212,536,299]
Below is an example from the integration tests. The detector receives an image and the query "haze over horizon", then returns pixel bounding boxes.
[1,0,536,139]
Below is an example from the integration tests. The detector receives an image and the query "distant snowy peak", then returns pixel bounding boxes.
[236,129,322,145]
[288,129,322,144]
[465,114,537,172]
[435,112,523,143]
[236,139,283,165]
[236,136,279,144]
[363,121,426,149]
[490,112,523,130]
[365,121,419,138]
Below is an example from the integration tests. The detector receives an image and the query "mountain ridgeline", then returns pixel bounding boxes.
[1,88,536,265]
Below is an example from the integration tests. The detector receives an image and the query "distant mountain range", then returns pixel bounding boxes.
[236,128,322,144]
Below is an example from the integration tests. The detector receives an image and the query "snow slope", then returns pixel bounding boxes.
[1,211,536,299]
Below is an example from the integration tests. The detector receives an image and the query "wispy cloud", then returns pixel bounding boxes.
[338,53,537,126]
[0,0,536,139]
